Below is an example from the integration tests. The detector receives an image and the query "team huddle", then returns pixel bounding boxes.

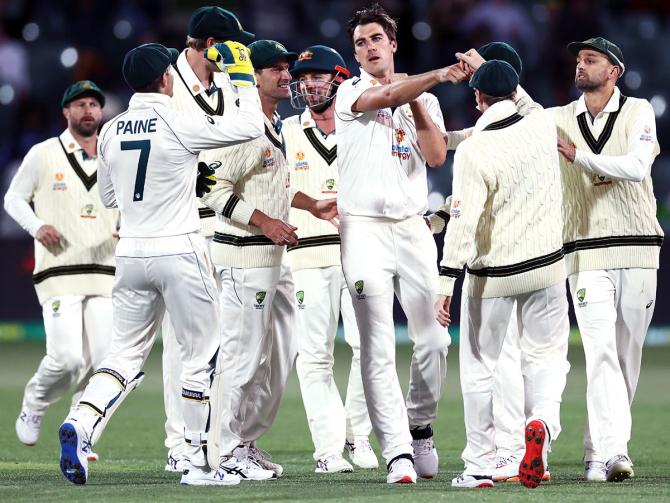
[4,2,661,491]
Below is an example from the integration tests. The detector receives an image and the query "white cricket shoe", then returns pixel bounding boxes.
[411,425,438,479]
[492,454,520,481]
[58,421,90,485]
[16,408,42,446]
[165,450,186,473]
[248,442,284,477]
[386,456,417,484]
[315,454,354,473]
[180,464,240,486]
[345,438,379,469]
[606,454,634,482]
[584,461,607,481]
[451,473,494,488]
[218,445,275,481]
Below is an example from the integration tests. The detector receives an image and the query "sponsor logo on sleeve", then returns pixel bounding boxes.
[640,126,653,142]
[450,199,461,219]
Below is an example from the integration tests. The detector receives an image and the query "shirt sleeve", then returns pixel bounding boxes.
[514,84,544,115]
[573,100,658,182]
[3,146,45,237]
[200,140,263,225]
[427,195,452,234]
[334,77,374,121]
[445,128,473,151]
[170,86,264,153]
[438,146,488,296]
[421,93,446,134]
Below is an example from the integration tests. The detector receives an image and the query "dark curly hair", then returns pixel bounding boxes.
[346,3,398,44]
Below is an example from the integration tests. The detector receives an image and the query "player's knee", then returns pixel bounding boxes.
[413,335,450,356]
[45,351,84,374]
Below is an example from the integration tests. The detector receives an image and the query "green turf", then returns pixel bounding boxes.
[0,341,668,502]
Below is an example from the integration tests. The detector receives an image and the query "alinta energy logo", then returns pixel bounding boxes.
[391,128,410,160]
[53,172,67,191]
[354,280,366,300]
[255,291,267,309]
[263,147,274,168]
[295,151,309,171]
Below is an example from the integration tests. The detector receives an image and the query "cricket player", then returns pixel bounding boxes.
[161,5,255,473]
[285,44,378,473]
[201,40,339,480]
[335,4,468,483]
[57,41,263,486]
[4,81,117,462]
[434,60,570,489]
[553,38,662,482]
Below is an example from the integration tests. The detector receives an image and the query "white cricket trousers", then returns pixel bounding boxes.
[294,265,373,461]
[569,268,656,462]
[214,264,297,457]
[22,295,111,414]
[340,215,450,464]
[459,282,570,475]
[71,234,220,468]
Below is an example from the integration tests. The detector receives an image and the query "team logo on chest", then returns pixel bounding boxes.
[391,128,410,160]
[294,151,309,171]
[321,178,337,194]
[52,172,67,191]
[80,203,97,219]
[263,147,275,168]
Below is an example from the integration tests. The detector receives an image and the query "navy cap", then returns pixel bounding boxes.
[470,60,519,97]
[478,42,522,76]
[249,40,297,69]
[291,45,349,78]
[122,43,179,91]
[567,37,625,76]
[188,6,255,45]
[61,80,105,108]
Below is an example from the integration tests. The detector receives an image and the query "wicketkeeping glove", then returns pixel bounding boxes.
[204,41,256,87]
[195,161,218,197]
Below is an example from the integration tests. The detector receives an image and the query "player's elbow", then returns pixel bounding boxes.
[426,150,447,168]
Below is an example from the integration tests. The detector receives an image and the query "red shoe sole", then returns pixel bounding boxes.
[395,475,415,483]
[519,420,546,489]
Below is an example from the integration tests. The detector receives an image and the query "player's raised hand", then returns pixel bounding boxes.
[259,217,298,246]
[195,161,218,197]
[456,49,486,74]
[434,295,452,327]
[36,224,62,248]
[310,198,338,222]
[207,41,256,87]
[438,64,469,85]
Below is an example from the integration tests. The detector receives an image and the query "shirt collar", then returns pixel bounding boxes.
[359,68,382,86]
[59,129,83,154]
[472,100,518,134]
[575,86,621,117]
[129,92,172,109]
[264,111,283,136]
[300,109,315,129]
[176,49,216,97]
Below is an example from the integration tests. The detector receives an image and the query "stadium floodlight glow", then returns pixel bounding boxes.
[22,22,39,42]
[412,22,432,41]
[624,70,642,91]
[650,95,666,118]
[113,20,132,40]
[0,84,15,105]
[320,18,340,38]
[60,47,78,68]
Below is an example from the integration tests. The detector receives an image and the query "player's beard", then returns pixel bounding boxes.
[575,71,606,92]
[72,117,100,137]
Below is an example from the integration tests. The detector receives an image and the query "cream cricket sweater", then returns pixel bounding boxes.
[3,130,118,304]
[439,101,566,298]
[201,114,290,268]
[283,110,341,271]
[553,87,663,274]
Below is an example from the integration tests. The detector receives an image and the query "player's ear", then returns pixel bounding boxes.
[206,37,216,48]
[390,38,397,54]
[62,106,70,121]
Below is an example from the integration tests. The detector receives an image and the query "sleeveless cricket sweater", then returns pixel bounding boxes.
[554,93,663,274]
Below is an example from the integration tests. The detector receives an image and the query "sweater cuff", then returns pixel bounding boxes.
[229,197,256,226]
[437,275,455,296]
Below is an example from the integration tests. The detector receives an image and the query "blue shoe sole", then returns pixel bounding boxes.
[59,423,86,485]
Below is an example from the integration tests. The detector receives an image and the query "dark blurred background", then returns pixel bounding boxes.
[1,0,669,339]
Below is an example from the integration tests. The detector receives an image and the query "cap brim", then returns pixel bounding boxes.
[259,52,298,69]
[167,47,179,65]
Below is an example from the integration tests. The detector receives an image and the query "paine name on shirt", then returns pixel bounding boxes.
[116,118,157,135]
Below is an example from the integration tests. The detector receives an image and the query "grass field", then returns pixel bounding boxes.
[0,341,668,502]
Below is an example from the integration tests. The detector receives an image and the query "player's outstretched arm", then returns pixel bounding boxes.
[352,65,468,113]
[291,192,338,222]
[426,196,452,234]
[3,147,46,238]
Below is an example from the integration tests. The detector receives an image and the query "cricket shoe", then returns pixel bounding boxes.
[164,450,186,473]
[411,425,438,479]
[451,473,494,488]
[497,455,551,482]
[219,445,275,481]
[180,464,240,486]
[345,438,379,469]
[584,461,607,481]
[386,455,417,484]
[58,421,91,485]
[518,419,550,489]
[16,408,42,446]
[315,454,354,473]
[249,442,283,477]
[606,454,634,482]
